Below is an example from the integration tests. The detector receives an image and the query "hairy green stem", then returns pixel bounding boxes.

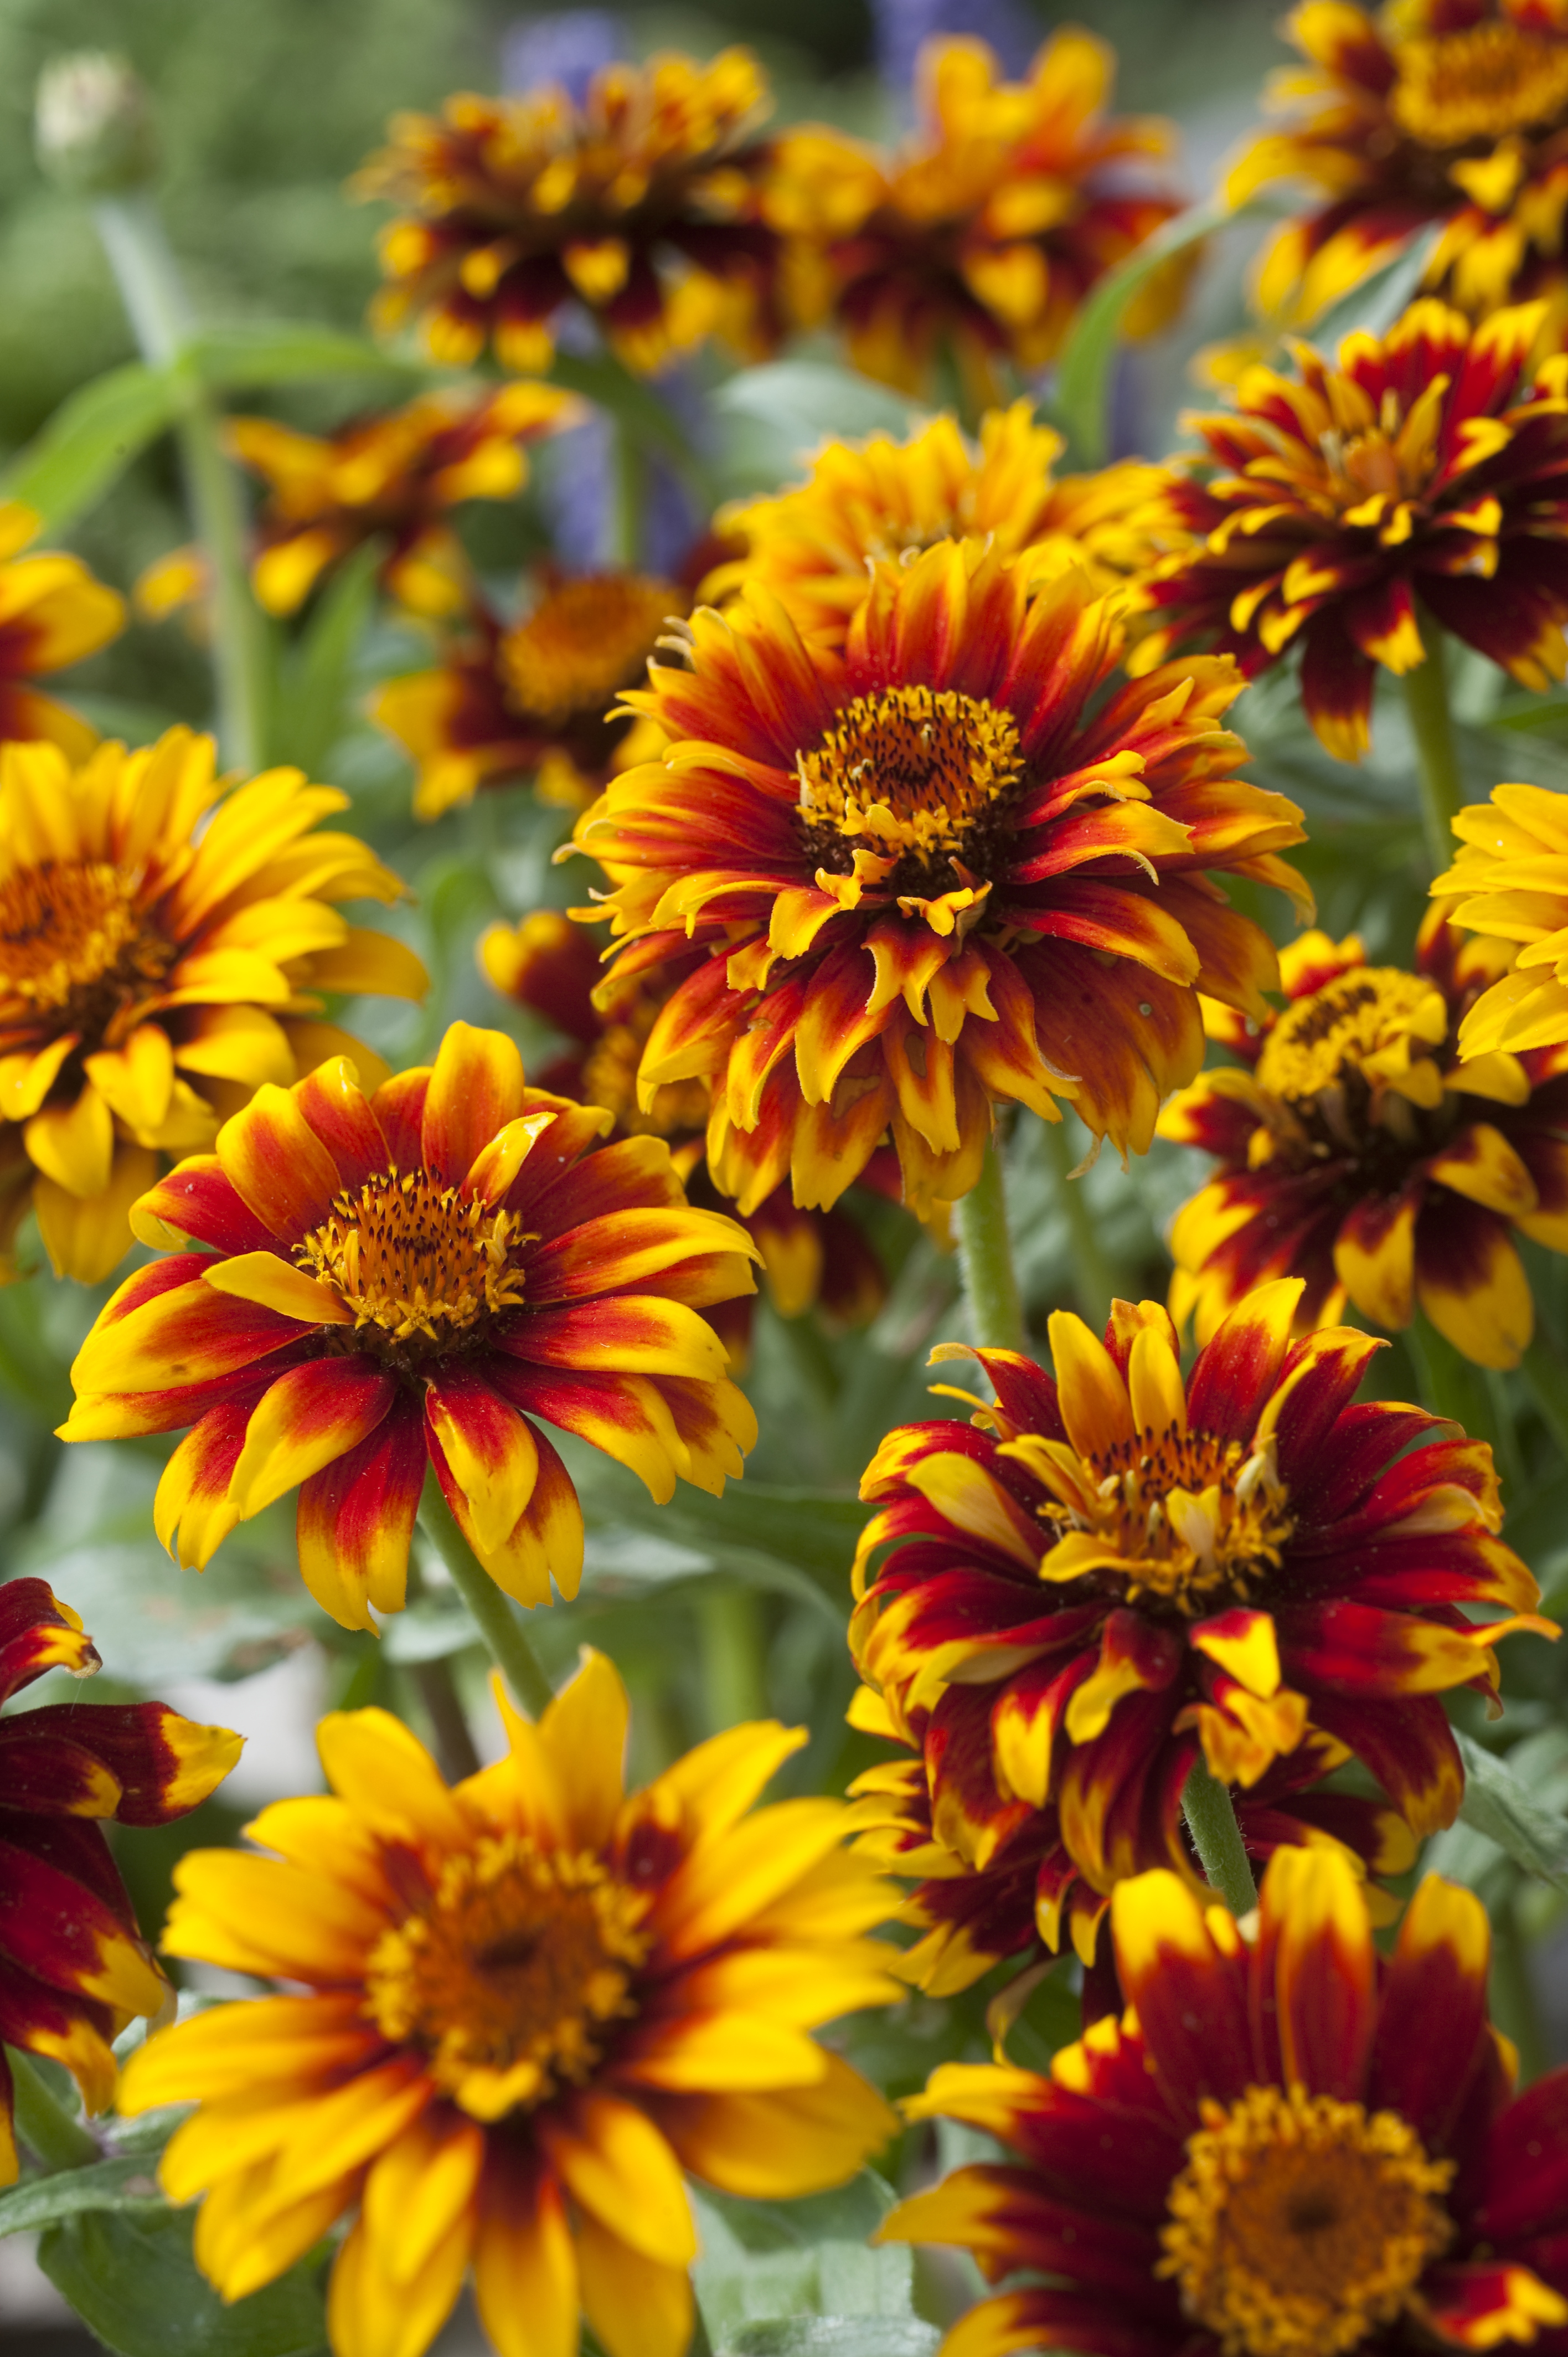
[956,1137,1024,1353]
[1400,620,1465,876]
[1182,1756,1258,1916]
[697,1582,769,1735]
[607,420,645,570]
[1523,1329,1568,1461]
[1490,1895,1548,2087]
[1043,1114,1116,1327]
[8,2049,100,2172]
[417,1487,554,1719]
[408,1656,482,1784]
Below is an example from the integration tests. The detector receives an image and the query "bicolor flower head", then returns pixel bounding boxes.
[118,1652,900,2357]
[1132,300,1568,760]
[571,542,1307,1222]
[705,402,1168,647]
[0,1578,240,2184]
[354,49,782,376]
[766,32,1187,404]
[0,501,124,756]
[1436,776,1568,1056]
[230,383,582,619]
[0,726,425,1286]
[850,1285,1550,1897]
[60,1022,760,1631]
[1230,0,1568,330]
[1160,913,1568,1370]
[880,1846,1568,2357]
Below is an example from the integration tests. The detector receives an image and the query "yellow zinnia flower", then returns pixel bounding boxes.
[0,500,125,756]
[1437,777,1568,1057]
[119,1651,900,2357]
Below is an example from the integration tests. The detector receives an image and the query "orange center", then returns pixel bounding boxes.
[0,858,169,1038]
[294,1169,531,1351]
[1392,20,1568,151]
[797,685,1022,874]
[501,572,681,723]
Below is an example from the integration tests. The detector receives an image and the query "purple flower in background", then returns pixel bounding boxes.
[501,8,622,101]
[871,0,1038,91]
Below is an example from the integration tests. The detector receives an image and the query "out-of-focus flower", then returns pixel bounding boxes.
[705,402,1168,646]
[34,52,156,197]
[1230,0,1568,332]
[1437,776,1568,1057]
[1132,299,1568,761]
[480,909,893,1361]
[119,1652,900,2357]
[228,383,583,619]
[132,544,210,633]
[766,33,1188,403]
[572,541,1305,1222]
[882,1849,1568,2357]
[0,1577,240,2185]
[1160,914,1568,1370]
[0,727,425,1286]
[354,49,781,376]
[850,1291,1550,1898]
[375,569,683,819]
[0,502,125,756]
[61,1022,759,1632]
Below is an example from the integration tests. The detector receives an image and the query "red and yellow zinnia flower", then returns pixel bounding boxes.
[849,1286,1551,1900]
[0,725,425,1286]
[117,1650,900,2357]
[0,1577,240,2185]
[230,382,582,619]
[60,1021,760,1632]
[571,540,1307,1221]
[1131,298,1568,760]
[1159,912,1568,1369]
[880,1846,1568,2357]
[354,49,782,376]
[0,500,125,758]
[1435,776,1568,1056]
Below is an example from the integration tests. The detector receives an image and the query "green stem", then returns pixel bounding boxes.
[92,193,268,772]
[1400,619,1465,876]
[1182,1757,1258,1916]
[697,1582,768,1735]
[416,1486,554,1719]
[1489,1895,1548,2087]
[772,1299,842,1406]
[956,1135,1024,1353]
[408,1656,482,1784]
[7,2049,100,2172]
[1043,1113,1116,1327]
[1523,1329,1568,1461]
[1406,1312,1502,1455]
[607,420,644,571]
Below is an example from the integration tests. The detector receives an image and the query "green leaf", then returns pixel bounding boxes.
[265,540,384,773]
[1306,222,1445,353]
[185,321,420,391]
[1,361,184,533]
[0,2157,168,2236]
[726,2327,941,2356]
[711,362,917,498]
[38,2207,326,2357]
[551,349,715,507]
[1051,194,1233,467]
[1454,1731,1568,1893]
[693,2174,925,2355]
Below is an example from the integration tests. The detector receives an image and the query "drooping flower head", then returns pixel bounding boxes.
[229,382,583,619]
[118,1651,900,2357]
[1160,912,1568,1368]
[0,1578,240,2184]
[60,1022,760,1631]
[0,500,125,756]
[850,1286,1550,1900]
[1132,299,1568,760]
[1435,776,1568,1056]
[376,568,683,819]
[767,32,1188,402]
[354,50,782,376]
[0,726,425,1285]
[1230,0,1568,331]
[704,402,1168,647]
[880,1847,1568,2357]
[571,541,1307,1221]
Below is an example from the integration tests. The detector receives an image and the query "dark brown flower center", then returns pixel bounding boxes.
[1251,966,1462,1183]
[1040,1425,1295,1613]
[1392,21,1568,151]
[796,684,1023,887]
[501,572,679,724]
[0,858,171,1048]
[294,1168,530,1356]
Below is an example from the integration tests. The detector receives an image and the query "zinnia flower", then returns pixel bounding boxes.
[0,500,125,756]
[0,1576,240,2185]
[117,1650,900,2357]
[1159,913,1568,1369]
[354,49,782,376]
[1131,297,1568,760]
[880,1845,1568,2357]
[1230,0,1568,331]
[1435,776,1568,1056]
[229,382,582,619]
[60,1021,760,1631]
[849,1287,1550,1898]
[0,725,425,1286]
[375,569,682,819]
[704,401,1168,647]
[571,541,1307,1221]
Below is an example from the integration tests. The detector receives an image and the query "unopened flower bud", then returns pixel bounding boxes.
[35,53,157,195]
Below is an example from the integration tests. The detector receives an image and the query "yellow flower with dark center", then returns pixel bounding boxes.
[0,726,425,1285]
[0,501,125,757]
[1436,775,1568,1056]
[501,573,679,725]
[118,1652,901,2357]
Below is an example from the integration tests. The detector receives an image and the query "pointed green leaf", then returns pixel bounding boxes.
[38,2207,326,2357]
[1051,194,1234,467]
[1,361,183,533]
[0,2157,167,2237]
[185,321,421,390]
[1454,1731,1568,1893]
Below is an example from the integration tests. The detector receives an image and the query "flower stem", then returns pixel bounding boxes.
[8,2049,100,2173]
[697,1582,768,1734]
[1401,619,1465,876]
[956,1135,1025,1353]
[1043,1112,1115,1327]
[1523,1329,1568,1462]
[607,419,644,570]
[408,1657,482,1783]
[91,193,269,772]
[1406,1313,1503,1457]
[1182,1756,1258,1916]
[416,1487,555,1720]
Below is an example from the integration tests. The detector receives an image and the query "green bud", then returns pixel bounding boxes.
[35,53,157,196]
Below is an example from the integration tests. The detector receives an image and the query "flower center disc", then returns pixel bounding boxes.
[364,1834,652,2118]
[1160,2085,1456,2357]
[295,1169,530,1352]
[0,859,168,1030]
[1047,1427,1294,1613]
[1392,22,1568,150]
[797,684,1023,878]
[501,572,679,723]
[1254,969,1445,1108]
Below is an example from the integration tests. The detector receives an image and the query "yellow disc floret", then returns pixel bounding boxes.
[1254,968,1448,1109]
[501,573,680,724]
[0,859,168,1026]
[797,684,1024,874]
[1391,20,1568,149]
[295,1169,532,1350]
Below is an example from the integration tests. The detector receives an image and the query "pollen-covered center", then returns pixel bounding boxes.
[1044,1426,1294,1613]
[363,1834,652,2118]
[1392,22,1568,151]
[501,572,679,723]
[1255,969,1446,1108]
[797,685,1024,881]
[1159,2085,1456,2357]
[0,859,171,1038]
[294,1169,531,1351]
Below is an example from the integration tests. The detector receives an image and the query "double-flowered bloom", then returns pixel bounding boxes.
[1437,777,1568,1056]
[119,1651,899,2357]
